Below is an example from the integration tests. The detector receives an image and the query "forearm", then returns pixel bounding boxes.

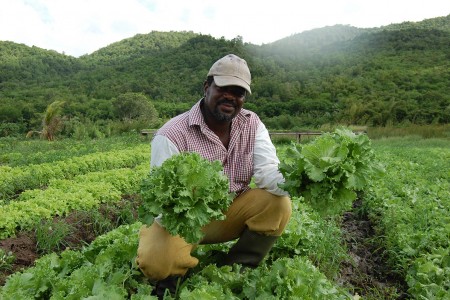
[253,123,288,196]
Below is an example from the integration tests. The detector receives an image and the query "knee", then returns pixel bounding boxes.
[271,195,292,220]
[275,195,292,227]
[257,191,292,234]
[136,223,198,280]
[250,189,292,219]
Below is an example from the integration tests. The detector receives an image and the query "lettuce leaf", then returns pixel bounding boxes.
[279,128,384,216]
[139,152,233,243]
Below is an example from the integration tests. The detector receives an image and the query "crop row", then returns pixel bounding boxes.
[0,163,149,239]
[365,142,450,298]
[0,134,146,167]
[0,216,352,299]
[0,222,147,299]
[0,130,382,298]
[0,144,149,200]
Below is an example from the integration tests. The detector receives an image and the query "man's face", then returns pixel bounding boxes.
[203,81,246,122]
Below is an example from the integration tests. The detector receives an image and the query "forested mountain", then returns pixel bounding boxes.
[0,14,449,137]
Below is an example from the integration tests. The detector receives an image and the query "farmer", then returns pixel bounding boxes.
[136,54,292,298]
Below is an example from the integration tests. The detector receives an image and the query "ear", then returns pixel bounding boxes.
[203,80,209,96]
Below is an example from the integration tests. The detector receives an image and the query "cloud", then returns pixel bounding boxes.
[24,0,52,23]
[0,0,448,57]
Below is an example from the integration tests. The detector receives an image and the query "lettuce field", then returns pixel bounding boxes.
[0,133,449,299]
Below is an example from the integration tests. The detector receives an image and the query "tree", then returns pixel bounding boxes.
[113,92,158,122]
[27,100,65,141]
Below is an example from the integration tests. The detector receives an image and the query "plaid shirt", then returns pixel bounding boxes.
[154,99,260,195]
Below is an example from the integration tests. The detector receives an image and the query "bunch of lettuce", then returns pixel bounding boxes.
[180,257,352,299]
[279,128,384,216]
[139,152,233,243]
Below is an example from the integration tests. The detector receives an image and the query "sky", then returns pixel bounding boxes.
[1,0,449,57]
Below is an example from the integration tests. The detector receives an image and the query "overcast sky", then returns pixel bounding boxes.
[1,0,449,57]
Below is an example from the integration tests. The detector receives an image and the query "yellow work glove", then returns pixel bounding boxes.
[136,222,199,280]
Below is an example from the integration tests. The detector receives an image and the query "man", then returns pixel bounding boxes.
[136,54,292,298]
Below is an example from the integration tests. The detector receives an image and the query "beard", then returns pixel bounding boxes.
[211,100,238,122]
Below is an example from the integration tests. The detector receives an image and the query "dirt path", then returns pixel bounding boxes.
[339,200,409,299]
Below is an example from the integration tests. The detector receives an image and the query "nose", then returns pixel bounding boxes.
[222,87,244,101]
[223,90,237,100]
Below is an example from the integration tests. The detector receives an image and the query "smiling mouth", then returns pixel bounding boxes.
[219,103,235,113]
[218,100,235,109]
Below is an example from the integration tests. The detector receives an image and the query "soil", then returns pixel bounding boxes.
[1,197,409,298]
[0,231,38,285]
[0,198,140,286]
[339,200,409,299]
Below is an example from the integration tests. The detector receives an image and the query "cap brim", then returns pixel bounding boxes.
[214,75,251,94]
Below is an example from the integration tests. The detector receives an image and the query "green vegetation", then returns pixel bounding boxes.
[180,257,352,299]
[366,124,450,139]
[0,164,148,239]
[279,128,383,216]
[0,249,15,272]
[0,134,449,298]
[35,219,75,254]
[0,223,144,299]
[0,133,145,167]
[1,11,450,293]
[139,152,232,243]
[0,144,148,200]
[1,15,449,138]
[365,138,450,298]
[273,201,348,279]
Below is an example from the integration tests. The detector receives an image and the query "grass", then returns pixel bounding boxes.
[35,219,75,254]
[271,124,450,144]
[366,124,450,139]
[33,199,141,254]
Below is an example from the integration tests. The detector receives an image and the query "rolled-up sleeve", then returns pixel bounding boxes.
[150,135,180,168]
[253,122,289,196]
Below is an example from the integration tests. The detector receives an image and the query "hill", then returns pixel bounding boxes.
[0,15,449,137]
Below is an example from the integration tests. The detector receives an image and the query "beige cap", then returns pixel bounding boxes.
[207,54,252,94]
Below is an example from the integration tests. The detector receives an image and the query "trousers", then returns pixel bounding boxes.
[136,188,292,280]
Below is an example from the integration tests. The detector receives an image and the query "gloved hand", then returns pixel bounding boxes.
[136,222,199,280]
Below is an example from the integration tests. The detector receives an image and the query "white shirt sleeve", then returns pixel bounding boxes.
[253,122,289,196]
[150,135,180,168]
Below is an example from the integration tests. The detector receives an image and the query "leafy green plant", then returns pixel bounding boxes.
[273,199,348,279]
[0,164,148,239]
[111,196,141,226]
[279,128,384,216]
[364,140,450,298]
[406,247,450,299]
[181,257,353,299]
[26,100,66,141]
[0,133,145,167]
[0,223,145,299]
[0,144,148,200]
[139,152,233,243]
[0,248,15,271]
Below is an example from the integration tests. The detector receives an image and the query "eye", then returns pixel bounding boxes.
[234,88,246,98]
[217,86,246,98]
[215,86,225,93]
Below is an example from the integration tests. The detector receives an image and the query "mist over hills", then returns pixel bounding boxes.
[0,14,449,136]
